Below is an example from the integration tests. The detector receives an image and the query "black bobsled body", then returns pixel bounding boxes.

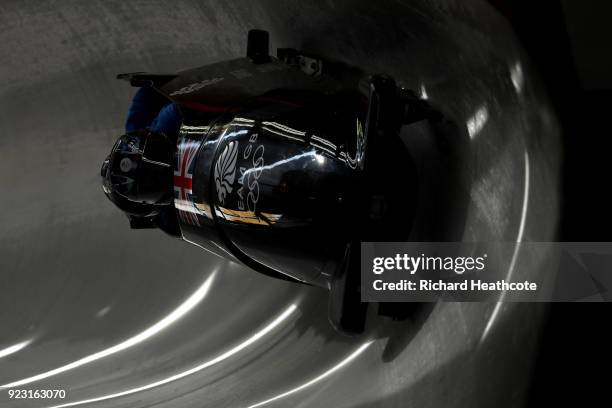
[123,55,370,288]
[173,92,368,288]
[114,30,438,334]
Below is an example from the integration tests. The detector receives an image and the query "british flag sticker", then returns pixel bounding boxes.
[174,136,202,226]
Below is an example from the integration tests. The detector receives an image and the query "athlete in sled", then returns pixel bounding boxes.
[101,30,441,335]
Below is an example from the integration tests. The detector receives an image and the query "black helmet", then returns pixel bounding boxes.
[101,130,174,217]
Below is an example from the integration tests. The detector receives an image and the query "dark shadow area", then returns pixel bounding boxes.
[490,0,612,242]
[526,303,612,406]
[353,303,546,408]
[488,0,612,406]
[378,302,436,363]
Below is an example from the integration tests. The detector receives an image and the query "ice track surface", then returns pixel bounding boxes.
[0,1,560,407]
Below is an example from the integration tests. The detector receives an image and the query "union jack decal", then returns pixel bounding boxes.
[174,137,202,226]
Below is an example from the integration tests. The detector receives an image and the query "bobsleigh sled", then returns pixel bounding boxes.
[102,29,442,335]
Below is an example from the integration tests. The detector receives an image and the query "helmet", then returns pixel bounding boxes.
[101,130,174,217]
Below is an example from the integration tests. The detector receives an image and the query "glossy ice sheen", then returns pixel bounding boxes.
[0,1,559,407]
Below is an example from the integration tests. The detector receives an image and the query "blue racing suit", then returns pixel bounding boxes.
[125,86,182,137]
[124,86,182,236]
